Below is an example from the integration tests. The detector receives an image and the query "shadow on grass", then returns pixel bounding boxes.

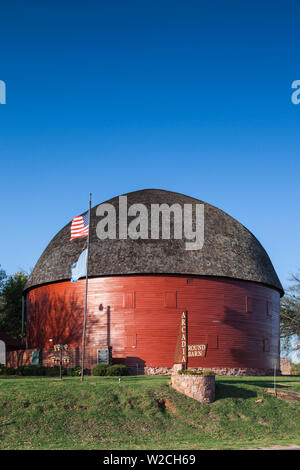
[218,379,290,390]
[215,382,257,400]
[116,376,168,383]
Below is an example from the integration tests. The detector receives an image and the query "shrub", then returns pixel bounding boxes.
[33,366,48,376]
[181,369,214,376]
[92,364,109,376]
[16,366,47,376]
[67,366,82,377]
[2,367,15,375]
[106,364,129,376]
[180,369,204,376]
[291,363,300,376]
[45,366,67,377]
[0,365,70,376]
[187,370,203,376]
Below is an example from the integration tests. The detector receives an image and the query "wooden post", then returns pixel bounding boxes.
[174,311,188,369]
[186,311,188,369]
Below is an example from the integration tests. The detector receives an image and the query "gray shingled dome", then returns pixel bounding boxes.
[25,189,283,294]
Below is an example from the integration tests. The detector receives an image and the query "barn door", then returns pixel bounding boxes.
[0,340,5,365]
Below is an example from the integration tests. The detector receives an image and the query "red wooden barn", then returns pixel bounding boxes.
[24,189,283,375]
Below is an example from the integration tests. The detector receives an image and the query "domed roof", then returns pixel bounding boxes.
[25,189,283,294]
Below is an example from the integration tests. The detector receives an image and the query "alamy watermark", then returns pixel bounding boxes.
[95,196,204,251]
[0,80,6,104]
[291,80,300,104]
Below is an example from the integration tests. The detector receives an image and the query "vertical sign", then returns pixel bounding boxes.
[174,311,188,367]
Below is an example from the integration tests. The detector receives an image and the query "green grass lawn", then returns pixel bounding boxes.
[0,375,300,450]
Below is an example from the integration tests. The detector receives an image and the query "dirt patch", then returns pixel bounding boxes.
[258,419,270,426]
[154,397,178,413]
[252,444,300,450]
[164,398,178,414]
[266,388,300,402]
[208,409,219,421]
[126,399,134,409]
[225,413,247,420]
[155,398,166,411]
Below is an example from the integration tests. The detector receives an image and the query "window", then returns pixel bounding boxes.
[123,292,135,308]
[245,296,253,313]
[164,291,177,308]
[125,334,137,348]
[32,350,41,365]
[207,335,219,349]
[266,300,272,317]
[263,338,270,352]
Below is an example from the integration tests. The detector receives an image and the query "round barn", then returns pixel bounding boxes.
[24,189,283,375]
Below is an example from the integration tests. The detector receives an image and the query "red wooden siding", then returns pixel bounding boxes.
[26,276,280,370]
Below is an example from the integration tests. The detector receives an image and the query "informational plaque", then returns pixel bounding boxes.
[97,346,112,365]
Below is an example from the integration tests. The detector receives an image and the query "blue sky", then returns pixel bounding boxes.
[0,0,299,290]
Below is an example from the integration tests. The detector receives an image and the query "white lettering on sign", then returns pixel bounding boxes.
[181,311,186,363]
[188,344,207,358]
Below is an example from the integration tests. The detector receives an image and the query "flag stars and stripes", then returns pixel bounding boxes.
[70,212,89,241]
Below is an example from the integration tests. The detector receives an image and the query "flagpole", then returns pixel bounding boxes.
[81,192,92,382]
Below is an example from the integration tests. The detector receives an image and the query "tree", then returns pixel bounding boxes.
[0,265,7,313]
[291,362,300,375]
[280,272,300,358]
[0,271,29,341]
[0,264,6,290]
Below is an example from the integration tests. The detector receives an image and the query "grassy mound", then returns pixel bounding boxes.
[0,375,300,450]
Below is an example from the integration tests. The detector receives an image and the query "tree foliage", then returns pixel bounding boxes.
[0,270,29,341]
[0,265,6,290]
[291,362,300,375]
[280,272,300,357]
[0,265,6,312]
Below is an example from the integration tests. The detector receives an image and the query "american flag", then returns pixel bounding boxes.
[70,211,89,241]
